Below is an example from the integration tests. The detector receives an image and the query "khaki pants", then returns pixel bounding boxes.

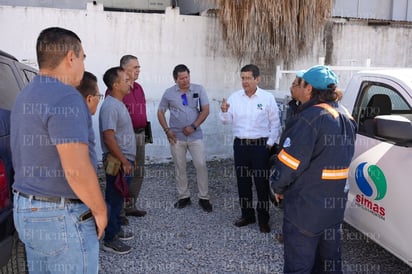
[125,131,145,210]
[170,139,209,200]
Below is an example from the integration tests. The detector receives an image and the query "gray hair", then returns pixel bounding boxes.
[120,55,138,68]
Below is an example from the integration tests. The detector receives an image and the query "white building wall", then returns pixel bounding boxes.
[0,4,243,162]
[1,4,411,162]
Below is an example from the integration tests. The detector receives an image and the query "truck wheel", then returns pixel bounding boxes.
[0,234,27,274]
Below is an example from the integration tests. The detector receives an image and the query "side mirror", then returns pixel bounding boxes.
[375,115,412,142]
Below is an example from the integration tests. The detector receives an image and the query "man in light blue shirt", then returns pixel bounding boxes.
[157,64,212,212]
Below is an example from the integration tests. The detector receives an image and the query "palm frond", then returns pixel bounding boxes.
[215,0,332,68]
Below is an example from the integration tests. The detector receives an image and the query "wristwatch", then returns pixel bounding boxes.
[190,124,197,130]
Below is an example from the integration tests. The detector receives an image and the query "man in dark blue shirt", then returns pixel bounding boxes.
[11,27,107,273]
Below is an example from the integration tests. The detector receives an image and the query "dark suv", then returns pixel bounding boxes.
[0,50,37,273]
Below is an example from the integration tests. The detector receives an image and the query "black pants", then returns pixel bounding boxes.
[233,138,270,225]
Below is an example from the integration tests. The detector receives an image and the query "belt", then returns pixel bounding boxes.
[235,137,268,145]
[13,190,83,204]
[134,128,145,134]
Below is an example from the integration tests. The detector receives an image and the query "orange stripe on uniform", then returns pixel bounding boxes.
[340,104,355,120]
[321,168,349,180]
[315,103,339,118]
[277,149,300,170]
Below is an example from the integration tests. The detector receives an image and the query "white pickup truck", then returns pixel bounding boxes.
[340,69,412,267]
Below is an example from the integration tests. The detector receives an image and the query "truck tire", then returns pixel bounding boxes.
[0,234,27,274]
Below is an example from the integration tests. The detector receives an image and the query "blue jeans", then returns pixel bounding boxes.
[104,163,133,242]
[13,194,99,274]
[283,218,343,274]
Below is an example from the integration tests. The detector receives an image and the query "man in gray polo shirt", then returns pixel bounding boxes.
[100,67,136,254]
[157,64,212,212]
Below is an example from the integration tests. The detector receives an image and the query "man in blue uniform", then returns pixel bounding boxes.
[270,65,357,273]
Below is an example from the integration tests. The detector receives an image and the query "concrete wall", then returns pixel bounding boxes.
[1,4,411,162]
[0,4,242,162]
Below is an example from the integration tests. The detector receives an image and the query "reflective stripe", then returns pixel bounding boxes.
[277,149,300,170]
[340,104,355,120]
[321,168,349,180]
[315,103,339,118]
[316,103,355,120]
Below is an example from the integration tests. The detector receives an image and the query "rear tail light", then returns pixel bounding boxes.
[0,158,10,209]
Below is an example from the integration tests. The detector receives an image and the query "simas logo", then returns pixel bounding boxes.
[354,162,387,219]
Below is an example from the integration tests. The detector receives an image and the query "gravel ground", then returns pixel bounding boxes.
[98,159,411,274]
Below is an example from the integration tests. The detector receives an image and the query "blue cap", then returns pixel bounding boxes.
[302,65,338,90]
[295,70,306,78]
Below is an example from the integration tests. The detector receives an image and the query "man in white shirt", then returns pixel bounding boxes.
[220,64,281,233]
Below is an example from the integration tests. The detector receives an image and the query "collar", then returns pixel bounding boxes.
[297,97,338,114]
[175,84,193,93]
[296,97,320,113]
[242,87,261,97]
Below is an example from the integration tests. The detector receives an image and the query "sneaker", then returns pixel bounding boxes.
[174,197,191,209]
[103,238,132,255]
[199,199,213,212]
[118,229,134,240]
[125,208,147,217]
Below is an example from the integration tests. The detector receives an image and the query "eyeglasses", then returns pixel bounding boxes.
[94,94,104,101]
[181,93,188,106]
[291,83,300,88]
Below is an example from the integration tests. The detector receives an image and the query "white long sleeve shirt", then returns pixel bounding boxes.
[219,88,281,146]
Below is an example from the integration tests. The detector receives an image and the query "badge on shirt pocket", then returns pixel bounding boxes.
[193,93,201,112]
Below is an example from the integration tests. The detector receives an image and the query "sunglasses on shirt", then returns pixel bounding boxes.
[181,93,188,106]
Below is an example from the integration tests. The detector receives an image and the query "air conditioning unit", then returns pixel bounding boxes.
[100,0,172,11]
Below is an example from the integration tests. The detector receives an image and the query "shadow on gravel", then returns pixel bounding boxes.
[98,159,411,274]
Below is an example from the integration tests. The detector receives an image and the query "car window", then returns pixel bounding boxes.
[0,62,20,110]
[354,81,412,138]
[360,85,410,111]
[23,69,36,84]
